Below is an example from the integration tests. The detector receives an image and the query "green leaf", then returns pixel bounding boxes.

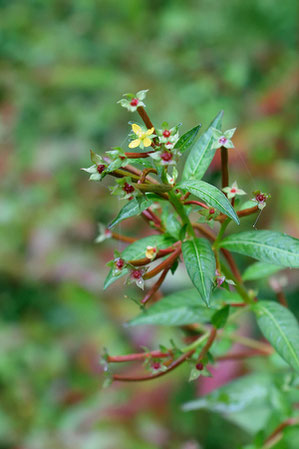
[211,305,230,329]
[183,373,271,413]
[161,204,181,240]
[104,235,174,289]
[182,111,223,181]
[128,288,216,326]
[179,179,240,225]
[253,301,299,372]
[182,238,216,306]
[108,196,153,229]
[243,262,281,281]
[175,125,201,153]
[219,231,299,268]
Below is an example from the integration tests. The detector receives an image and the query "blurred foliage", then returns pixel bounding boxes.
[0,0,298,448]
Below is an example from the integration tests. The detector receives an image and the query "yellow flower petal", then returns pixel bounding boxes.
[143,137,152,147]
[132,124,142,137]
[145,127,155,136]
[129,139,141,148]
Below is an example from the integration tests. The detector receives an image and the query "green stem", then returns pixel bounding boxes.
[168,190,196,238]
[182,332,209,353]
[133,183,172,194]
[221,263,253,304]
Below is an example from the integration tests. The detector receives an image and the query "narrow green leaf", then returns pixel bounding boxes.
[243,262,281,281]
[104,235,175,289]
[182,111,223,181]
[253,301,299,372]
[108,196,153,229]
[211,305,230,329]
[179,179,240,225]
[175,125,201,153]
[219,231,299,268]
[182,238,216,306]
[161,204,181,240]
[128,289,216,326]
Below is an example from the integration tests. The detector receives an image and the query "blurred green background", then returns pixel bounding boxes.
[0,0,298,448]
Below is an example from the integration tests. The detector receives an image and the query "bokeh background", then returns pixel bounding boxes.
[0,0,298,448]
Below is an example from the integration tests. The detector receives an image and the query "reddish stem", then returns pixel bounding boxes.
[184,200,209,210]
[228,302,247,307]
[143,245,181,280]
[111,232,136,244]
[263,417,299,448]
[137,106,155,130]
[216,205,259,222]
[216,349,272,361]
[197,327,217,362]
[142,268,169,304]
[221,146,229,189]
[138,168,158,184]
[221,248,242,283]
[276,290,288,308]
[181,191,191,201]
[125,151,154,158]
[112,350,194,382]
[107,350,171,363]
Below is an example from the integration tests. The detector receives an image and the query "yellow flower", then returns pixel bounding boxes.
[129,124,155,149]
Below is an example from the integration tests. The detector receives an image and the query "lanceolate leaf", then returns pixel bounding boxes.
[253,301,299,372]
[219,231,299,268]
[108,196,153,229]
[179,180,240,225]
[175,125,201,154]
[243,262,281,281]
[128,289,216,326]
[182,238,216,306]
[104,235,175,289]
[182,111,223,181]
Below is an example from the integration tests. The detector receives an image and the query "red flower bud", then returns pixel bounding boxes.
[196,363,204,371]
[130,98,139,107]
[161,152,172,162]
[163,129,171,138]
[123,183,135,194]
[97,164,106,174]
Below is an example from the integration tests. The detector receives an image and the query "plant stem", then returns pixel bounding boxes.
[261,417,299,449]
[182,332,210,353]
[107,350,171,363]
[142,268,169,304]
[221,145,229,189]
[225,332,273,353]
[112,349,194,382]
[197,327,217,362]
[169,190,196,238]
[138,168,158,184]
[111,232,136,243]
[134,182,172,194]
[216,349,272,362]
[125,151,154,158]
[184,200,209,209]
[137,106,155,130]
[144,245,181,279]
[216,205,259,222]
